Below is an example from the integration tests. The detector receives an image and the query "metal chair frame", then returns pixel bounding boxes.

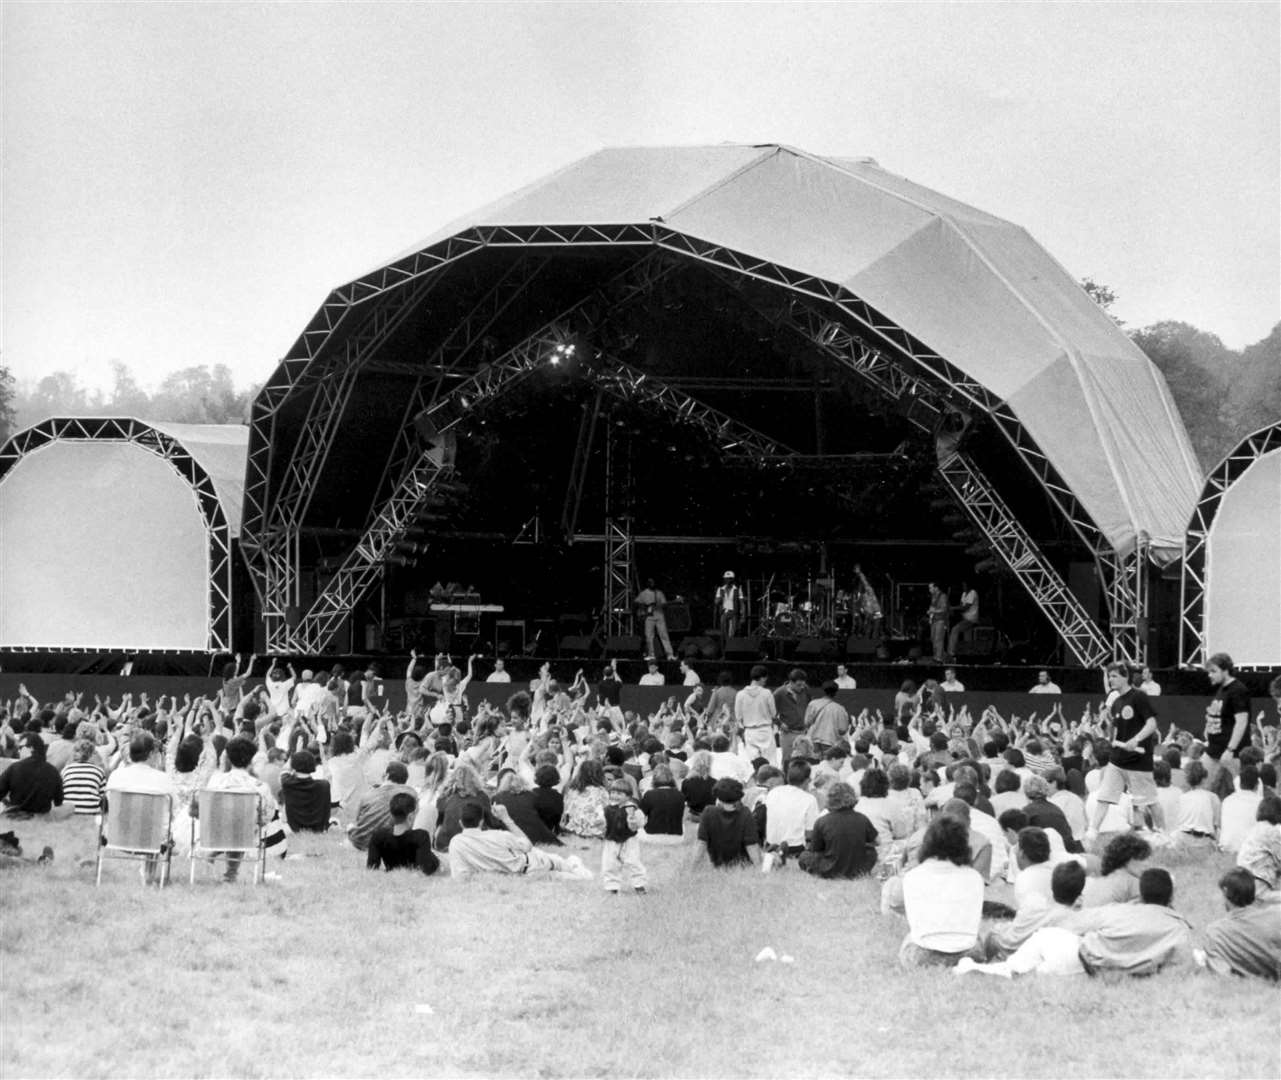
[95,791,175,887]
[188,789,266,885]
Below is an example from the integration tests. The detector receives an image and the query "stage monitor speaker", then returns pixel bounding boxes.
[558,634,599,657]
[664,602,691,634]
[845,635,878,657]
[796,638,832,658]
[605,635,643,655]
[724,636,761,658]
[954,625,997,659]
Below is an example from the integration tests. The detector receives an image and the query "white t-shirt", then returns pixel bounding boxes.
[1219,791,1262,853]
[1176,789,1220,836]
[1139,679,1161,697]
[941,679,965,692]
[682,670,700,687]
[266,677,295,716]
[709,750,752,784]
[763,784,820,847]
[486,670,512,684]
[834,674,857,690]
[901,859,984,952]
[639,672,665,686]
[1029,682,1061,695]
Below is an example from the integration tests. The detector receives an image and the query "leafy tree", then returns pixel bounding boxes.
[23,370,93,424]
[0,362,15,443]
[1080,278,1125,327]
[108,361,151,417]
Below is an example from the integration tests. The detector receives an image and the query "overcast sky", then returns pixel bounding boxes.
[3,2,1277,393]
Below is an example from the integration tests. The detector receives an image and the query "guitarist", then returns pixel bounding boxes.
[635,578,676,661]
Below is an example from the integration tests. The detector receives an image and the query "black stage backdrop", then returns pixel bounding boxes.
[3,675,1277,740]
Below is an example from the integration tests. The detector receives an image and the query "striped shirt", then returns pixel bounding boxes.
[61,761,106,814]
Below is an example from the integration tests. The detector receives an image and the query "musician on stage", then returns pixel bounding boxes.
[948,581,979,659]
[635,578,677,661]
[852,564,883,639]
[927,582,949,663]
[714,571,744,640]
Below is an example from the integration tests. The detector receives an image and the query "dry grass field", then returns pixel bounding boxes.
[1,814,1278,1079]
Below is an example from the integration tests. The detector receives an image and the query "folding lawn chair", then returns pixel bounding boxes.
[189,789,266,885]
[95,790,175,887]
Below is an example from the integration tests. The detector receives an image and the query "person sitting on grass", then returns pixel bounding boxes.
[60,739,107,817]
[1079,833,1150,907]
[883,815,985,969]
[693,778,761,869]
[1196,868,1281,981]
[348,761,416,852]
[798,781,878,879]
[982,860,1088,962]
[1174,759,1220,848]
[492,768,561,847]
[639,763,686,842]
[1235,794,1281,900]
[447,802,590,880]
[367,792,439,876]
[0,733,64,817]
[762,759,820,869]
[1010,827,1056,912]
[1071,867,1194,976]
[278,750,332,834]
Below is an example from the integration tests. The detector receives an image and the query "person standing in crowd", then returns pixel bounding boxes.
[927,583,949,663]
[833,664,857,690]
[940,667,965,693]
[947,582,979,659]
[635,578,677,661]
[773,668,810,767]
[485,658,512,684]
[1203,652,1252,787]
[804,680,850,757]
[735,666,778,764]
[714,571,743,640]
[601,779,647,894]
[1085,663,1158,843]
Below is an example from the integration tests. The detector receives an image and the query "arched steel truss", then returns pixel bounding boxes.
[242,224,1145,660]
[0,416,234,653]
[1179,420,1281,668]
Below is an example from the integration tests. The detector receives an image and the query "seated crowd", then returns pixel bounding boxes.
[1,652,1279,983]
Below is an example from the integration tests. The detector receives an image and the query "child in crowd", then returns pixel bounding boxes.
[601,778,647,895]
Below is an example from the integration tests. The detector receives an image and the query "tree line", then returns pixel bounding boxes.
[0,362,259,441]
[0,301,1278,471]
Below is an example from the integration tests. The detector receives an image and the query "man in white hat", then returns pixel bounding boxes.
[714,571,743,640]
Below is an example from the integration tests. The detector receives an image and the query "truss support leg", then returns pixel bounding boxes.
[561,391,603,543]
[936,449,1111,668]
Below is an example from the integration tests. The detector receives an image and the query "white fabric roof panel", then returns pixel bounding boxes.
[365,144,1200,560]
[146,422,248,537]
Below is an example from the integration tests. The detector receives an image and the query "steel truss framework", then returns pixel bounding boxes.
[0,417,233,653]
[1179,421,1281,668]
[250,222,1147,658]
[277,254,677,652]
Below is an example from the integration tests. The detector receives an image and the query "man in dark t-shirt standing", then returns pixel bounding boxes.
[1086,664,1158,844]
[1204,652,1252,789]
[695,779,761,868]
[773,669,811,768]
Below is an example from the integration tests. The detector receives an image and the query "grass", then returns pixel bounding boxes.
[1,815,1278,1080]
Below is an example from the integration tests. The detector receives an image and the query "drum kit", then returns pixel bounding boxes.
[755,574,843,639]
